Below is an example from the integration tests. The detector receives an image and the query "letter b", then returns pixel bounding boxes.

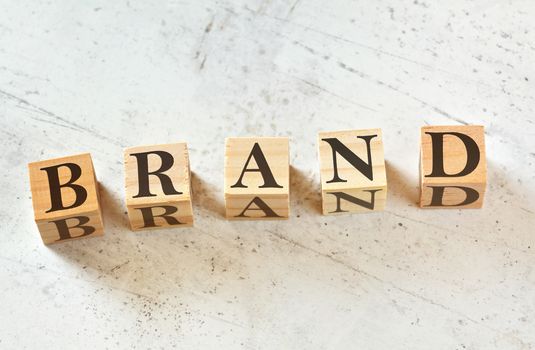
[28,153,104,244]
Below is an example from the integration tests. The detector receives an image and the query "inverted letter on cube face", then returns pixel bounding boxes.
[224,137,290,219]
[28,153,104,244]
[318,129,387,215]
[124,143,193,230]
[420,125,486,208]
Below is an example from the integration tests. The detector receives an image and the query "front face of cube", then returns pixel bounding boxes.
[224,137,289,220]
[318,129,387,215]
[28,153,104,244]
[124,143,193,230]
[420,125,486,208]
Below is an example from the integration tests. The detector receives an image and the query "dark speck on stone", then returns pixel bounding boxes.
[398,222,403,227]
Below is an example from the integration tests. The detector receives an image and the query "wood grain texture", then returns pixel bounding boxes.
[225,137,289,219]
[124,143,193,229]
[28,153,104,244]
[318,129,387,214]
[420,125,486,208]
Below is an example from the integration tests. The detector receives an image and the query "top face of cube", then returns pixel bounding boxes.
[28,153,99,221]
[124,143,191,206]
[420,125,486,185]
[318,129,386,191]
[225,137,289,196]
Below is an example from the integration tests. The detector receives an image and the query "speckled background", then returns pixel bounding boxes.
[1,1,534,349]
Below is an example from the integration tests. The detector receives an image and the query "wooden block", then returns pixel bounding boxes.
[124,143,193,230]
[225,137,290,219]
[420,125,486,208]
[318,129,387,215]
[28,153,104,245]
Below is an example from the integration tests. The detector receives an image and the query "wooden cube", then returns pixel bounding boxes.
[225,137,290,219]
[420,125,486,208]
[318,129,387,215]
[124,143,193,230]
[28,153,104,245]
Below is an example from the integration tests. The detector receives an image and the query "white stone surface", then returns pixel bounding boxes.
[1,0,534,349]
